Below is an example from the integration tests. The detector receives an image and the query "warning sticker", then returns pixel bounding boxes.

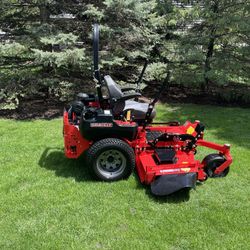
[181,168,191,172]
[187,126,195,135]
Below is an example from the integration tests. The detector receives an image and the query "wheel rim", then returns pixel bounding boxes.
[206,160,227,177]
[96,150,126,178]
[207,162,218,177]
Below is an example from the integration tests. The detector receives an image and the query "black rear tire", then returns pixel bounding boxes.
[202,153,230,178]
[86,138,135,181]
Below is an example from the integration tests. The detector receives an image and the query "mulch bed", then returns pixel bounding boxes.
[1,84,249,120]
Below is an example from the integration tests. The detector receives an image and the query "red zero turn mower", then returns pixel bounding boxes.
[63,24,232,196]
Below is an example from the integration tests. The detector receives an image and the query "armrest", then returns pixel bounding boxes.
[114,92,141,102]
[121,87,137,92]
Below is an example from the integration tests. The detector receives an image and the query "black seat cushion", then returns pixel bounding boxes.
[124,100,156,121]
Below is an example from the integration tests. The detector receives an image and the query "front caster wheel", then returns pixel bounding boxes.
[86,138,135,181]
[202,153,230,178]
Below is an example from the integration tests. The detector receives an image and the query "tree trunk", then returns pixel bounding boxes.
[203,28,216,92]
[202,1,219,93]
[39,4,49,24]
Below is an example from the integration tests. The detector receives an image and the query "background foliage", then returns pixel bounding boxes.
[0,0,249,109]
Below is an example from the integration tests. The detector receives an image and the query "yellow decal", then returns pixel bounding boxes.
[126,110,131,121]
[182,162,189,164]
[187,126,195,135]
[181,168,191,172]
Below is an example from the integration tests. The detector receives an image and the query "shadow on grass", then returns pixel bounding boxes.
[39,148,192,203]
[133,173,191,203]
[152,188,191,203]
[38,147,93,182]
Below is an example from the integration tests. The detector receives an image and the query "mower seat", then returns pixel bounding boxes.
[104,75,156,121]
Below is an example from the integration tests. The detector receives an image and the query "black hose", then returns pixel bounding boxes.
[143,71,171,128]
[136,59,148,91]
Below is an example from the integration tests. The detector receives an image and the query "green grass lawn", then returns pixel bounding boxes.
[0,103,249,250]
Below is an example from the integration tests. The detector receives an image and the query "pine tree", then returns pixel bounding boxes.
[0,0,92,108]
[0,0,163,108]
[160,0,250,91]
[0,0,249,109]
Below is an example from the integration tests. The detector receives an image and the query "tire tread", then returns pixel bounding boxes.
[86,138,135,181]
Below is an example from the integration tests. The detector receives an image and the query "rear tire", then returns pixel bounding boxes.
[86,138,135,181]
[202,153,230,178]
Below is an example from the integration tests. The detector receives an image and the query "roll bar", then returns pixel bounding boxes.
[93,24,102,84]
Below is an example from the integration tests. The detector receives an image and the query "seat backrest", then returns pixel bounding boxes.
[103,75,125,115]
[104,75,123,99]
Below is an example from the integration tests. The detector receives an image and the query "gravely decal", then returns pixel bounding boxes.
[90,123,113,128]
[160,169,181,173]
